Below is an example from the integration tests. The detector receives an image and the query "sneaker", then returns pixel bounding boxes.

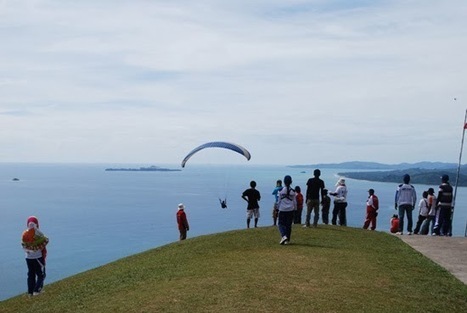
[33,292,41,296]
[280,236,288,245]
[396,232,403,235]
[302,224,309,228]
[407,232,413,235]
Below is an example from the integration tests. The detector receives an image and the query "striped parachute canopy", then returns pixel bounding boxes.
[181,141,251,168]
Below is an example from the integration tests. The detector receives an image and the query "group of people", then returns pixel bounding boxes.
[239,169,350,245]
[237,169,455,244]
[392,173,454,236]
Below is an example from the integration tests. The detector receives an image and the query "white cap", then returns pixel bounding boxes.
[178,203,185,210]
[336,178,345,186]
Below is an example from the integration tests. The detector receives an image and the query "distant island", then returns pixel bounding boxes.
[290,161,467,186]
[105,166,181,172]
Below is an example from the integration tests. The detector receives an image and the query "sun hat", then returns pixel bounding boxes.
[178,203,185,210]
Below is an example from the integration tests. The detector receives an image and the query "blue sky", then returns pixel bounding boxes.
[0,0,466,165]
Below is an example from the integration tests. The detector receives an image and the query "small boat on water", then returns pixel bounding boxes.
[12,178,20,181]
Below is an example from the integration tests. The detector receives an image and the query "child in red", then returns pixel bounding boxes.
[21,216,49,296]
[390,214,400,234]
[293,186,304,224]
[176,203,190,240]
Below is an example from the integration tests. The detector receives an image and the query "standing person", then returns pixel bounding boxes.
[293,186,304,224]
[330,178,348,226]
[433,174,453,236]
[390,214,400,233]
[321,189,331,224]
[394,174,417,235]
[176,203,190,240]
[277,175,297,245]
[421,187,438,235]
[271,180,283,226]
[21,216,49,297]
[242,180,261,228]
[413,191,429,235]
[305,169,325,227]
[363,189,379,231]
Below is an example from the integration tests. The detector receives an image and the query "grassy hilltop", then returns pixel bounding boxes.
[1,226,467,313]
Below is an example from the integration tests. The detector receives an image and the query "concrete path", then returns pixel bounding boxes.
[400,235,467,284]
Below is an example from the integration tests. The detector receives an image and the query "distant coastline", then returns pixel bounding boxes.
[105,165,181,172]
[290,161,467,186]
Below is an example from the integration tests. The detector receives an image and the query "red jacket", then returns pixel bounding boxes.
[177,210,189,230]
[367,195,379,211]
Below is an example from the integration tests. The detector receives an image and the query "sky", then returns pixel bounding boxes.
[1,0,466,166]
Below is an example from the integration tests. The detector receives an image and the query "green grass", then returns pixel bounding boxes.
[2,226,467,312]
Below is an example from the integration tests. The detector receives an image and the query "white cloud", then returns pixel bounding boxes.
[0,0,466,164]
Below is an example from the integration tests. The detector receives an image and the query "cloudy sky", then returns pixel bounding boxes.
[1,0,466,165]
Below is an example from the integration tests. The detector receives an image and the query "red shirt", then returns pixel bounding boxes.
[390,218,399,233]
[296,192,304,209]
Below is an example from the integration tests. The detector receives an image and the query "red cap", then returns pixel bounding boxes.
[27,216,39,228]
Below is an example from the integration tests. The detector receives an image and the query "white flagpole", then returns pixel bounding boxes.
[452,106,467,236]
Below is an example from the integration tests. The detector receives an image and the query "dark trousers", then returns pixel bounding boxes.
[434,206,452,236]
[398,204,414,233]
[322,207,330,224]
[413,215,427,234]
[332,202,348,226]
[179,229,187,240]
[26,257,46,295]
[293,207,303,224]
[278,211,294,241]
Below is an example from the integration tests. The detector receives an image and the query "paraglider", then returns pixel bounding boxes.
[219,198,227,209]
[181,141,251,168]
[181,141,251,209]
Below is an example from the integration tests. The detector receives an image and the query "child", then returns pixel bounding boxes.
[293,186,304,224]
[421,187,437,235]
[414,191,429,234]
[176,203,190,240]
[271,180,283,226]
[277,175,296,245]
[390,214,400,234]
[21,216,49,296]
[321,189,331,225]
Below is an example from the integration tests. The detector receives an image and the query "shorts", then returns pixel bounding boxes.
[272,203,279,218]
[247,209,260,219]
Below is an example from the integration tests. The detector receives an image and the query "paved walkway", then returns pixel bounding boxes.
[400,235,467,284]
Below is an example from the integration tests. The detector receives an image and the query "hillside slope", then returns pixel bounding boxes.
[1,226,467,313]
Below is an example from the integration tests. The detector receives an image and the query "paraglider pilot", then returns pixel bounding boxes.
[219,198,227,209]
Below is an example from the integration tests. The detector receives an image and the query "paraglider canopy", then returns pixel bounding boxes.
[181,141,251,168]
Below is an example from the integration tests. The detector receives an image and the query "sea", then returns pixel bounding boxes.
[1,163,466,301]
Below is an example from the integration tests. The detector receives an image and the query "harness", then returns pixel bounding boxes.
[280,187,294,201]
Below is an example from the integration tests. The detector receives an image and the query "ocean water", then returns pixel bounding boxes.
[1,163,466,301]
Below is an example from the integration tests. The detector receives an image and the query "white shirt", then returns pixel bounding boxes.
[277,186,297,212]
[418,198,429,217]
